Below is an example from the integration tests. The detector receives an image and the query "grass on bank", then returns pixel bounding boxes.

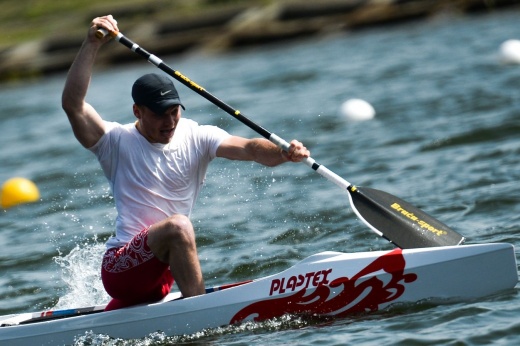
[0,0,266,48]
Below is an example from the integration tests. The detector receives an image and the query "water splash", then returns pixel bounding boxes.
[53,242,110,309]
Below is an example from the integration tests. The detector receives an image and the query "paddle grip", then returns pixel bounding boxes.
[95,28,108,39]
[95,28,118,39]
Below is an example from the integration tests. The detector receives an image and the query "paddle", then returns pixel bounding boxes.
[96,28,465,249]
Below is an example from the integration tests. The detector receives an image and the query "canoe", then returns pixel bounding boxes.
[0,243,517,345]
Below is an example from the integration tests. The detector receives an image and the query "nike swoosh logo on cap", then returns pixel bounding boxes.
[160,90,172,96]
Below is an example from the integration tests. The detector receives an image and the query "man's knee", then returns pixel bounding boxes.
[162,214,195,245]
[147,214,196,263]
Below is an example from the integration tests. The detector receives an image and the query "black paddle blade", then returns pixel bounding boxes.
[347,186,465,249]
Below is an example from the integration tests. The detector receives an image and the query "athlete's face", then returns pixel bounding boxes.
[134,104,181,144]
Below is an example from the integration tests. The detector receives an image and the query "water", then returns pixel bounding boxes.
[1,8,520,345]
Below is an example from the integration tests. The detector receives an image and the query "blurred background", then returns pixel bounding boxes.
[1,1,519,345]
[2,0,520,82]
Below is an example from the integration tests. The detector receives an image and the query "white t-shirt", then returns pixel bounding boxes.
[89,118,230,249]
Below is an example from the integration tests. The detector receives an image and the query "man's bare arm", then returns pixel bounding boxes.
[216,136,309,167]
[62,15,118,148]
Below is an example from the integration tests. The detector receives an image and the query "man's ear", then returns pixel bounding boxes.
[133,104,142,119]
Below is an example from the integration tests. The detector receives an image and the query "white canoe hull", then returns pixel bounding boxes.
[0,243,517,345]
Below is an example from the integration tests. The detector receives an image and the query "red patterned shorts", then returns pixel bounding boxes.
[101,228,174,311]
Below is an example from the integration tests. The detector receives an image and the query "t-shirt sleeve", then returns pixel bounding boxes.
[88,121,121,180]
[88,121,119,154]
[198,125,231,159]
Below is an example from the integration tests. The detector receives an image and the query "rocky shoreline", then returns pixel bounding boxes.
[0,0,518,83]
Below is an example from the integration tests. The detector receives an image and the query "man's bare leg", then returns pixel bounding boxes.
[147,214,205,297]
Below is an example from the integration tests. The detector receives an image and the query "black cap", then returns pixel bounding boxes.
[132,73,185,114]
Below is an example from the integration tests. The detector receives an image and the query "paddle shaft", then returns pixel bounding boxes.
[97,29,351,192]
[96,28,464,248]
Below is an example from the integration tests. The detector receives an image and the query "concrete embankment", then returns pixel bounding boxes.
[0,0,518,83]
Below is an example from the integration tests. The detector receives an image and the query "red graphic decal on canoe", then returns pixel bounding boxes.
[230,248,417,324]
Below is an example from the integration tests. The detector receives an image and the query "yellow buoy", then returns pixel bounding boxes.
[1,177,40,209]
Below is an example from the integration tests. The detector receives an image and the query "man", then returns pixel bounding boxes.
[62,15,310,311]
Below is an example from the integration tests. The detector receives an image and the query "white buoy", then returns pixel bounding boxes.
[499,39,520,64]
[339,98,375,122]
